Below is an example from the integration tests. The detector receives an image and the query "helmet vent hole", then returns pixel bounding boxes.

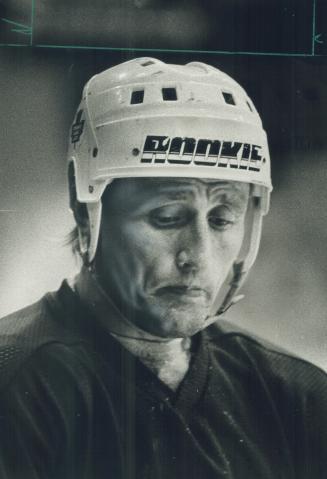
[222,92,236,105]
[141,60,155,67]
[131,90,144,104]
[162,88,177,101]
[246,101,253,112]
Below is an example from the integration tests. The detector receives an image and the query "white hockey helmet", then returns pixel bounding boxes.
[68,57,272,315]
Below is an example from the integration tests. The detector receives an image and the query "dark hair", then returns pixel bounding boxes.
[65,226,81,257]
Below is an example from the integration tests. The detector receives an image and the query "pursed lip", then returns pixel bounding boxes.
[155,285,210,299]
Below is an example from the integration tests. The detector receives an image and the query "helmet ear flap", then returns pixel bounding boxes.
[68,161,91,262]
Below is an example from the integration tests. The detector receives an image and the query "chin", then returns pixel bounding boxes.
[133,295,213,338]
[149,307,211,339]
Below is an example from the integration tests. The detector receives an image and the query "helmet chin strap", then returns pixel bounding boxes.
[209,197,264,317]
[217,261,247,315]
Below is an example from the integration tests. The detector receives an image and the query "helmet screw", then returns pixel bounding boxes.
[92,147,98,158]
[89,185,94,193]
[132,148,140,156]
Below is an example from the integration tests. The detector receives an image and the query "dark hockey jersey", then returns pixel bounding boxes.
[0,277,326,479]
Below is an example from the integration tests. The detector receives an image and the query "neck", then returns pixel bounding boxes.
[113,334,192,391]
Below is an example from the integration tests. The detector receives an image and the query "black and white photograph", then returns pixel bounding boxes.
[0,1,327,478]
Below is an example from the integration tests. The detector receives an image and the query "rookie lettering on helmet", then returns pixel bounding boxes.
[141,135,263,172]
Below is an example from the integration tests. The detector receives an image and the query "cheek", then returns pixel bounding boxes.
[121,223,176,287]
[211,224,245,273]
[222,223,245,256]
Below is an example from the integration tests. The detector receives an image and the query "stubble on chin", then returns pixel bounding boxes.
[145,301,212,338]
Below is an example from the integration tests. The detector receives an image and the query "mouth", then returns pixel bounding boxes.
[155,285,209,299]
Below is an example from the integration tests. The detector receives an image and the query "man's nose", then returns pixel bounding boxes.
[175,218,212,274]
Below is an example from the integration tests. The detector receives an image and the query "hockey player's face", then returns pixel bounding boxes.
[97,178,249,338]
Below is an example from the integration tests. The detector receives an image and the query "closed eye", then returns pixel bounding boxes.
[207,206,235,231]
[149,205,192,229]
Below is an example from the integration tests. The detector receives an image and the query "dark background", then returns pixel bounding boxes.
[1,0,326,55]
[0,0,327,369]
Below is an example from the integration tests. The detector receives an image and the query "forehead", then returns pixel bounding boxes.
[102,177,249,210]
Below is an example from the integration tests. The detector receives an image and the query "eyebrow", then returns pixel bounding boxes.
[154,189,195,201]
[207,183,249,204]
[129,188,194,210]
[138,180,248,207]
